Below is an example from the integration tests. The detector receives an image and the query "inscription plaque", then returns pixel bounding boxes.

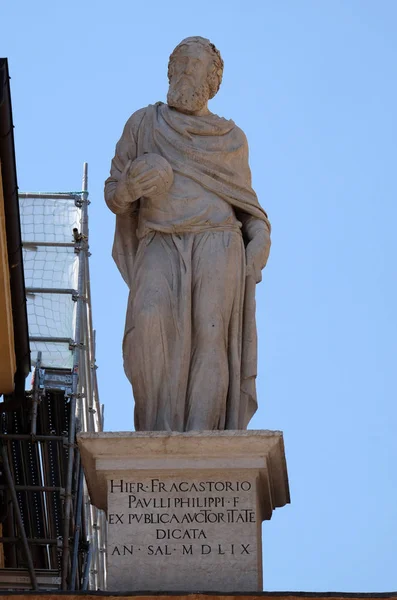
[107,472,261,591]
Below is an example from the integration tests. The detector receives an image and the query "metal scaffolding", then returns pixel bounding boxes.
[0,164,106,590]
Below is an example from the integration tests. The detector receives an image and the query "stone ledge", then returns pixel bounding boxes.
[77,430,290,516]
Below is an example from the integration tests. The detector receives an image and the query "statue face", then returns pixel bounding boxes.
[167,44,212,114]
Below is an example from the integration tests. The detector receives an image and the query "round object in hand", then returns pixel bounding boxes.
[129,153,174,197]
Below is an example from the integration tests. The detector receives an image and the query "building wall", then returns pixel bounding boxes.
[0,160,16,394]
[0,594,396,600]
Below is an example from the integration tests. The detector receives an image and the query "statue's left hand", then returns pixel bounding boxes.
[245,227,271,284]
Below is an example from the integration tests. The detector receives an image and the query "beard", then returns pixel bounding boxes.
[167,77,210,114]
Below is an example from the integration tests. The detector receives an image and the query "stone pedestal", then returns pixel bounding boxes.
[77,431,289,593]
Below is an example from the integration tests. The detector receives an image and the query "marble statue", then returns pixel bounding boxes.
[105,36,271,431]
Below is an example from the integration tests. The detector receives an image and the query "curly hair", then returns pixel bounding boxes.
[168,36,224,99]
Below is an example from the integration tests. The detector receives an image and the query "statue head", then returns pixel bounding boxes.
[167,36,224,115]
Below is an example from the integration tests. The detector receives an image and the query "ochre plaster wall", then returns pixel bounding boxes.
[0,161,16,394]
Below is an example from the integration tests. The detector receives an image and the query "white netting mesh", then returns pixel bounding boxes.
[30,341,73,369]
[19,196,81,368]
[26,293,75,338]
[23,246,78,289]
[20,197,81,242]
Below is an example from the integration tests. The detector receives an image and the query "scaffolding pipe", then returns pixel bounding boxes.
[0,537,58,545]
[92,508,101,590]
[0,443,39,590]
[80,280,94,433]
[78,305,88,432]
[0,485,65,492]
[29,336,74,344]
[61,163,88,590]
[99,509,107,589]
[30,351,41,435]
[19,192,81,200]
[26,287,78,295]
[82,542,92,591]
[85,261,102,429]
[80,162,92,428]
[0,434,66,442]
[92,330,102,429]
[69,463,84,590]
[23,241,76,248]
[60,362,78,587]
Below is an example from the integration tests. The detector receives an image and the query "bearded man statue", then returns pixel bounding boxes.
[104,36,271,432]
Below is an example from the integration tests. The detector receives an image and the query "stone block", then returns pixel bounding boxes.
[77,430,289,592]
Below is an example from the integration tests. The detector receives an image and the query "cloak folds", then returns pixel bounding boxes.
[108,103,270,429]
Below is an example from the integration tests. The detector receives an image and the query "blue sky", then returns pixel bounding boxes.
[2,0,397,593]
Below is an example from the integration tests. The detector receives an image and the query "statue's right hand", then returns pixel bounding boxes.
[126,166,160,202]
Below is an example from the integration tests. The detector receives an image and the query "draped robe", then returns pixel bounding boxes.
[105,103,270,430]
